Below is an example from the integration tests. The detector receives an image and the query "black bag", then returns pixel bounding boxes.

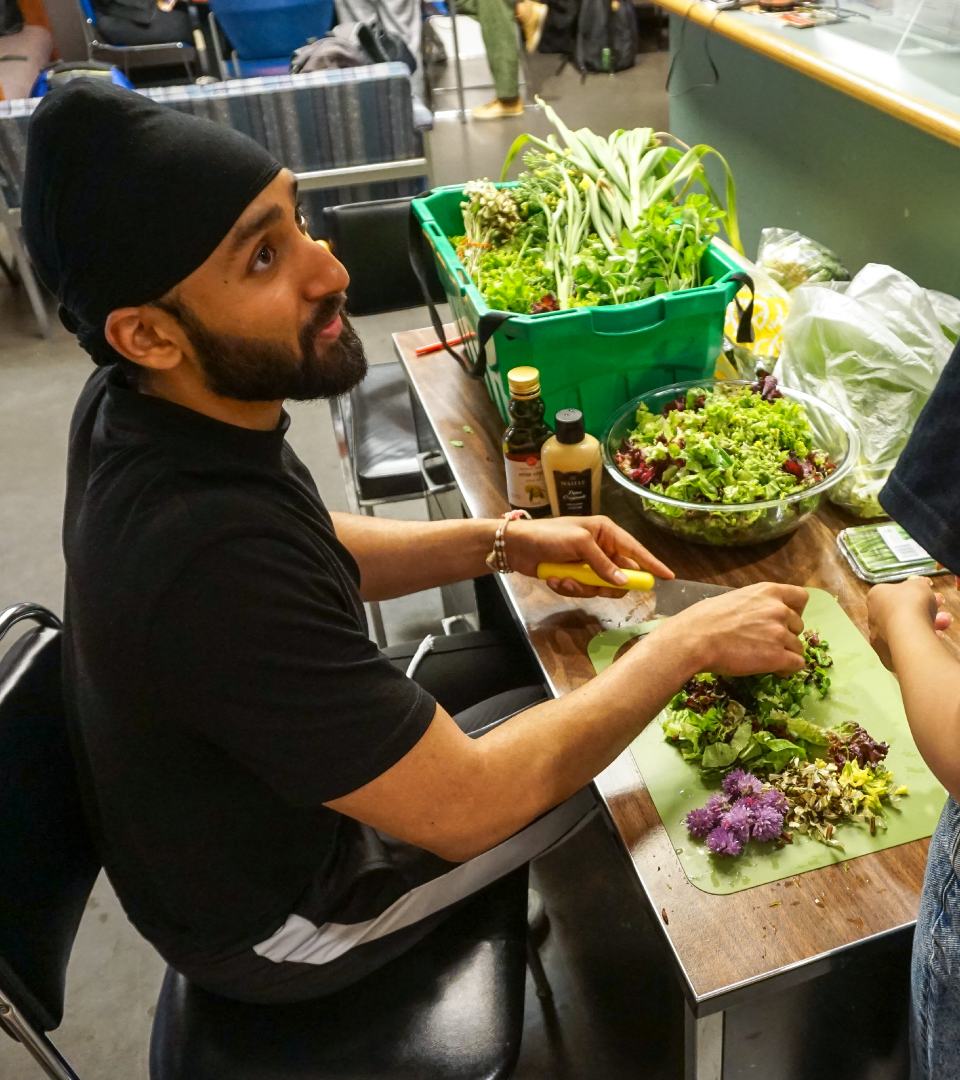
[356,19,417,74]
[538,0,580,55]
[0,0,23,37]
[575,0,637,73]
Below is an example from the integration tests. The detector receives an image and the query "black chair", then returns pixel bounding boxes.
[0,602,542,1080]
[323,197,455,646]
[0,603,98,1080]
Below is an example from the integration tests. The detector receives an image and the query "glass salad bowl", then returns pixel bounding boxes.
[601,379,860,547]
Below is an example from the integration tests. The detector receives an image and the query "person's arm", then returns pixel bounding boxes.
[327,582,809,861]
[329,511,674,602]
[867,576,959,801]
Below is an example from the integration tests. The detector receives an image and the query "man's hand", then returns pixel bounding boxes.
[653,582,811,679]
[505,515,674,598]
[867,576,953,671]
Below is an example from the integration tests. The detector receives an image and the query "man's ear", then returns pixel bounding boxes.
[104,306,186,371]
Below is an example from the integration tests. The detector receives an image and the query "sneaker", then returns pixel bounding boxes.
[471,97,525,120]
[516,0,548,52]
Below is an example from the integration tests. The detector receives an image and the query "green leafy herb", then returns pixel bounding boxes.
[662,631,835,773]
[450,101,739,316]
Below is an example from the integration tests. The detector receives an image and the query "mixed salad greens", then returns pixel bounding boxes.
[614,376,835,506]
[672,632,907,855]
[665,631,834,773]
[612,375,837,545]
[451,99,739,315]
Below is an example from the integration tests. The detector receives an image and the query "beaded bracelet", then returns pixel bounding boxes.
[485,509,531,574]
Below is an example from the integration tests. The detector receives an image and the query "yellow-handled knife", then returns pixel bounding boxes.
[536,563,656,591]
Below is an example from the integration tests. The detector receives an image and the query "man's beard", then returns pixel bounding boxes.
[155,292,367,402]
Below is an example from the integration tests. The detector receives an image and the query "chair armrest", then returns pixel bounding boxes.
[0,604,61,644]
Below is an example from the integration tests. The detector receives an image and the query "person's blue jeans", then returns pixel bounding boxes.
[913,795,960,1079]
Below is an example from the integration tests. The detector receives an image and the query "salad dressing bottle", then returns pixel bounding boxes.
[503,366,552,518]
[542,409,602,516]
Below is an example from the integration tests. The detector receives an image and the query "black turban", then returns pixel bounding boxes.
[22,79,282,365]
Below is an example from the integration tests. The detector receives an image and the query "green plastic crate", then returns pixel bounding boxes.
[413,184,744,437]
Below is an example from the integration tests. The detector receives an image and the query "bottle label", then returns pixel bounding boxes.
[553,469,592,516]
[505,452,549,510]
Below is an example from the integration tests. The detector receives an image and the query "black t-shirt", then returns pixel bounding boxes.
[62,367,436,966]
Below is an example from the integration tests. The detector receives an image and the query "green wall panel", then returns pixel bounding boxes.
[668,15,960,296]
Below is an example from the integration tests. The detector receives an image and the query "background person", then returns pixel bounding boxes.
[89,0,195,47]
[462,0,546,120]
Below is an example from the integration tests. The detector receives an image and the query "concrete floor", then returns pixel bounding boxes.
[0,49,687,1080]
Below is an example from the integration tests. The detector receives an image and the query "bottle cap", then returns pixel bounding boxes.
[555,408,585,444]
[508,366,540,398]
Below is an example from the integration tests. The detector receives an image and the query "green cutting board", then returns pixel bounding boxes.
[589,588,947,895]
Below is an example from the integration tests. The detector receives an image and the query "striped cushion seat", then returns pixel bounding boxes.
[0,63,430,231]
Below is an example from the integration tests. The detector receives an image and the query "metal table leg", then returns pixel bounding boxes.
[685,1003,724,1080]
[448,9,468,124]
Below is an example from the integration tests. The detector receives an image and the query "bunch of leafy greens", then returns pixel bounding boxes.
[456,179,522,281]
[458,188,723,315]
[502,97,740,254]
[662,631,835,773]
[449,98,739,316]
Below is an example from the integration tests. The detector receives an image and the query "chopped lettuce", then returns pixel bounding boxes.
[662,631,834,773]
[616,381,834,507]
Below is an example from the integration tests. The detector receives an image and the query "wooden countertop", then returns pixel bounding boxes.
[394,325,960,1012]
[655,0,960,151]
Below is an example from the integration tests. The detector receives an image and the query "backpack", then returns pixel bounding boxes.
[575,0,637,74]
[538,0,579,55]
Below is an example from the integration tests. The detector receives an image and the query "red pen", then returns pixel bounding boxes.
[415,333,475,356]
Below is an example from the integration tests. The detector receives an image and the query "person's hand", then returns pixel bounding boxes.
[504,515,673,598]
[655,581,810,679]
[867,577,952,671]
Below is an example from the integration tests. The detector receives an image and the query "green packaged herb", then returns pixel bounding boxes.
[837,523,947,584]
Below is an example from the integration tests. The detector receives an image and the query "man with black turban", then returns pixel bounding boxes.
[24,79,809,1003]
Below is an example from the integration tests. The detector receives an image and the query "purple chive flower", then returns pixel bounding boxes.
[706,825,742,857]
[722,769,749,798]
[722,769,765,799]
[759,789,789,815]
[752,805,785,843]
[739,774,765,798]
[704,792,731,816]
[685,806,720,838]
[738,795,760,822]
[721,804,752,844]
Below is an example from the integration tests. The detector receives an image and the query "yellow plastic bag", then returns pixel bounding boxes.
[711,238,792,380]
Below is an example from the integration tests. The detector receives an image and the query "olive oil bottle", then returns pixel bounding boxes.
[503,366,552,518]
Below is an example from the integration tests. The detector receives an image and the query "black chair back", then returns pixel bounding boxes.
[0,613,100,1033]
[323,197,446,316]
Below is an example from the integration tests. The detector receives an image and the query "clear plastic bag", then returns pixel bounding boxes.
[713,238,792,381]
[757,228,850,292]
[775,264,957,518]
